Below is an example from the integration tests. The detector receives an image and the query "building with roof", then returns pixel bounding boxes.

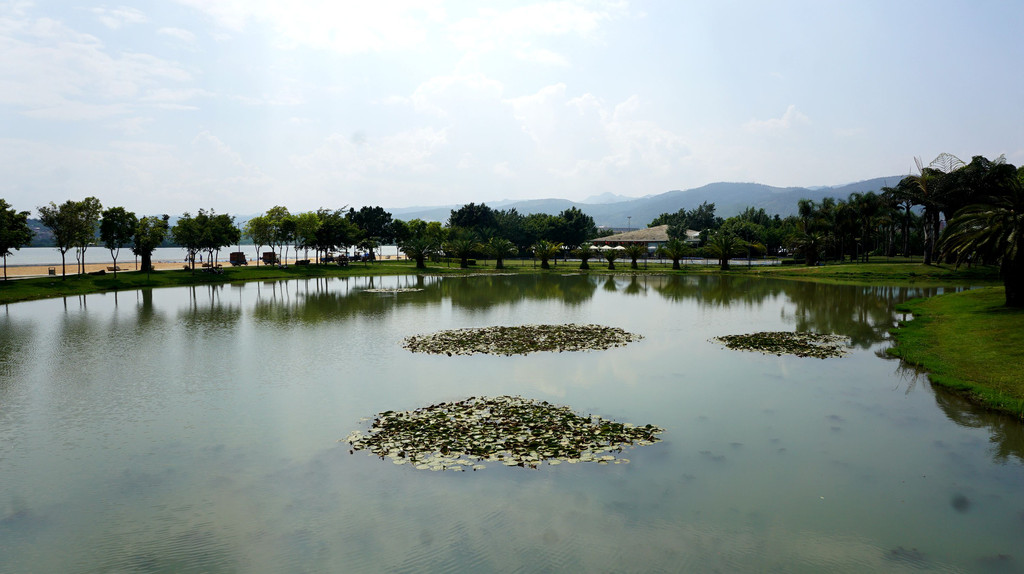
[591,225,700,251]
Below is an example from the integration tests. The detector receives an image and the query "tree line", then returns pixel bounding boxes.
[2,152,1021,305]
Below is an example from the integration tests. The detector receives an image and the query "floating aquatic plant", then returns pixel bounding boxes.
[343,395,664,471]
[363,288,424,293]
[403,324,642,356]
[712,331,850,359]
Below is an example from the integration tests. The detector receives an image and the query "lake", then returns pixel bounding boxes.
[1,274,1022,573]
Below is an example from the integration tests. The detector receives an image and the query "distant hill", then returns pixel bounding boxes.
[22,177,904,247]
[388,176,904,228]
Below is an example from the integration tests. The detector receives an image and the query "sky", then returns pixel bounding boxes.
[2,1,1023,216]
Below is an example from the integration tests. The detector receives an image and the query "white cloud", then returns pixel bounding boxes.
[448,1,616,52]
[515,46,569,66]
[504,84,688,182]
[91,6,147,29]
[157,27,197,44]
[493,161,514,178]
[292,127,448,176]
[744,105,811,133]
[173,0,442,53]
[409,73,504,116]
[0,14,192,120]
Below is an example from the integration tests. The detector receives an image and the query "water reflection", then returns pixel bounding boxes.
[0,310,34,383]
[1,273,1023,572]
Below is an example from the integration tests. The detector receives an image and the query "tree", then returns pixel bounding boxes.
[656,238,692,270]
[203,212,240,266]
[0,199,33,280]
[523,213,557,247]
[38,199,92,278]
[444,230,480,268]
[603,248,620,270]
[574,244,595,270]
[173,209,238,271]
[484,237,517,269]
[99,206,137,277]
[400,236,438,269]
[532,239,562,269]
[939,169,1024,307]
[264,206,292,264]
[705,231,746,271]
[172,212,202,270]
[448,203,497,236]
[73,197,103,274]
[494,208,530,250]
[623,243,647,269]
[552,207,597,249]
[789,228,824,266]
[347,206,395,245]
[314,209,360,261]
[133,215,169,278]
[243,216,272,266]
[293,211,321,261]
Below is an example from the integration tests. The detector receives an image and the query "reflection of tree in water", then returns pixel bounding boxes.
[651,275,784,307]
[890,360,1024,463]
[246,275,602,324]
[935,391,1024,462]
[622,276,647,296]
[176,285,242,334]
[0,311,35,383]
[439,274,598,311]
[250,276,443,325]
[651,275,945,349]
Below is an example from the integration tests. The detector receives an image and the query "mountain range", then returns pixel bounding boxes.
[388,176,905,229]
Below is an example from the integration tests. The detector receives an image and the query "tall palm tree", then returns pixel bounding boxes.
[656,238,692,270]
[939,180,1024,307]
[789,227,824,267]
[623,243,647,269]
[532,240,562,269]
[485,237,517,269]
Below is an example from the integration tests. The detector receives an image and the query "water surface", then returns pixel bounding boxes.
[1,274,1022,573]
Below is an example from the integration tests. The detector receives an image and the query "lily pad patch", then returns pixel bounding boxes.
[403,324,642,356]
[343,396,663,471]
[712,331,851,359]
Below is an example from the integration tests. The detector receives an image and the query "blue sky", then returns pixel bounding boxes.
[2,1,1022,216]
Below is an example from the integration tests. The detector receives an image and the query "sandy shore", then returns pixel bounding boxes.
[2,261,195,278]
[2,255,407,278]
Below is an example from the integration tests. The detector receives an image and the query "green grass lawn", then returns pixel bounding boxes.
[889,287,1024,419]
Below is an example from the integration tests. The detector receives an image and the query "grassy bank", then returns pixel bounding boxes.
[889,287,1024,419]
[750,259,1000,286]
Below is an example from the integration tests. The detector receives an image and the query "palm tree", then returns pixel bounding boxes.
[532,239,562,269]
[573,244,595,270]
[705,232,745,271]
[623,243,647,269]
[603,248,620,270]
[939,181,1024,307]
[656,238,692,270]
[789,228,824,267]
[444,233,480,268]
[400,236,437,269]
[485,237,517,269]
